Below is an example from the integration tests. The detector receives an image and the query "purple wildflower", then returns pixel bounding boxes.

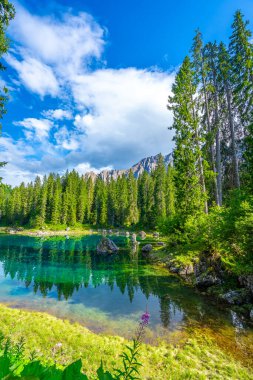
[141,312,150,325]
[135,310,150,343]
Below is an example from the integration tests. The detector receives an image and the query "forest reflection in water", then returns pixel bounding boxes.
[0,234,252,360]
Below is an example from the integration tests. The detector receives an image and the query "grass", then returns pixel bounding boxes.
[0,304,252,380]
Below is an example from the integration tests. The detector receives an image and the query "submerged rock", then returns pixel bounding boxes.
[139,231,147,239]
[239,275,253,295]
[142,244,153,254]
[194,251,223,288]
[97,237,119,254]
[157,242,165,246]
[195,273,222,288]
[250,309,253,321]
[220,289,252,305]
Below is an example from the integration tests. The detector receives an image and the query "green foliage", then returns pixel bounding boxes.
[0,331,144,380]
[0,305,252,380]
[162,190,253,274]
[168,56,208,219]
[0,160,174,230]
[114,340,142,380]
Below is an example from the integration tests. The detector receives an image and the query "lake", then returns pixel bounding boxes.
[0,234,252,363]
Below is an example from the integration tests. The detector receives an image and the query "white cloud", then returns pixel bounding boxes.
[10,5,105,70]
[6,3,105,95]
[14,118,54,141]
[71,68,174,167]
[1,4,175,185]
[42,109,73,120]
[54,126,79,150]
[6,54,59,97]
[75,163,113,175]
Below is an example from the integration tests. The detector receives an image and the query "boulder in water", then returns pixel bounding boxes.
[139,231,147,239]
[220,289,251,305]
[97,237,119,254]
[142,244,153,253]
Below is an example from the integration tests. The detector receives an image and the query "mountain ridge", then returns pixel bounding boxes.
[85,153,172,181]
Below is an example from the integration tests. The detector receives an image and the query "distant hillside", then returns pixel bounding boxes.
[85,153,172,181]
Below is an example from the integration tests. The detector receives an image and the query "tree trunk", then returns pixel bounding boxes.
[202,77,219,205]
[225,82,240,188]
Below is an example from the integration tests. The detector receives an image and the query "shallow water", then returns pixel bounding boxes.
[0,234,252,363]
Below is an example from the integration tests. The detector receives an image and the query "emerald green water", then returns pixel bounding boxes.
[0,234,252,361]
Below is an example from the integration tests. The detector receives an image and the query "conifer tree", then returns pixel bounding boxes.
[138,171,154,226]
[117,176,129,226]
[166,164,175,217]
[126,170,139,226]
[218,42,240,189]
[152,154,167,225]
[168,56,208,219]
[77,178,87,224]
[191,30,219,206]
[229,10,253,189]
[51,175,62,225]
[107,179,117,226]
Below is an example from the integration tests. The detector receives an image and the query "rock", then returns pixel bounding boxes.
[178,264,194,276]
[195,273,222,288]
[166,259,194,276]
[131,234,137,243]
[220,289,252,305]
[97,237,119,254]
[66,227,70,231]
[125,231,130,237]
[142,244,153,253]
[250,309,253,321]
[157,242,165,246]
[153,232,159,238]
[194,251,223,288]
[170,266,180,274]
[108,229,113,234]
[102,229,107,235]
[239,275,253,295]
[139,231,147,239]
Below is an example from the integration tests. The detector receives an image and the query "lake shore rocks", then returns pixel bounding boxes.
[142,244,153,257]
[220,289,252,305]
[139,231,147,239]
[239,275,253,295]
[97,237,119,254]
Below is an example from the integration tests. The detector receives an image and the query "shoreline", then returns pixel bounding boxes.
[0,303,252,379]
[0,226,157,238]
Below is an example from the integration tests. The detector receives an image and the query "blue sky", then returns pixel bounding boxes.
[0,0,253,185]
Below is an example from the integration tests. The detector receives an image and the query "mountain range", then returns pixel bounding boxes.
[85,153,172,181]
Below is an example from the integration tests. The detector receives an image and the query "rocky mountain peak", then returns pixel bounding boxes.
[85,153,172,181]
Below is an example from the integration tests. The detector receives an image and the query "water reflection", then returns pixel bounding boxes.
[0,234,252,348]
